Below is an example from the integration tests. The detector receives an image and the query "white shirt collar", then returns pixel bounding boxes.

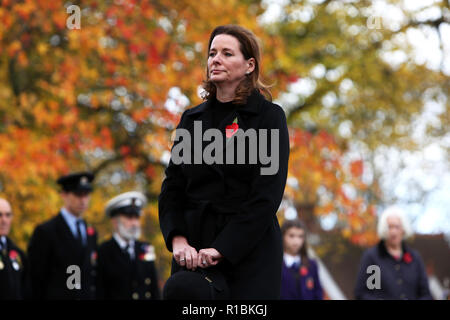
[0,236,6,247]
[283,253,301,268]
[113,233,134,250]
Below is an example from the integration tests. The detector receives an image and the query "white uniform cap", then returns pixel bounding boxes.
[105,191,147,217]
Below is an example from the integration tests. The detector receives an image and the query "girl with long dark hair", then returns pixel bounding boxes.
[280,219,323,300]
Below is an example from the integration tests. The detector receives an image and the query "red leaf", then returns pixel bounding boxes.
[350,160,364,177]
[120,145,131,156]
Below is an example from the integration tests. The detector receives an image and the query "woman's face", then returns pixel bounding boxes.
[386,215,404,247]
[283,227,305,255]
[207,34,254,87]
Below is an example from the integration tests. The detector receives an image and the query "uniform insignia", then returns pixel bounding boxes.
[139,244,155,261]
[0,258,4,270]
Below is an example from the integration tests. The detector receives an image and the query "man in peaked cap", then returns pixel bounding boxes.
[96,191,161,300]
[27,171,98,300]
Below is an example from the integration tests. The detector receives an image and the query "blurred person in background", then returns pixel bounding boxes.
[355,206,432,300]
[96,191,160,300]
[0,198,30,299]
[280,219,323,300]
[27,172,98,300]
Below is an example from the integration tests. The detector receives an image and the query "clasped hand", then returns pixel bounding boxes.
[172,235,223,271]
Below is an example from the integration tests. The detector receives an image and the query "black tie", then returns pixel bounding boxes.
[0,240,6,256]
[123,244,133,261]
[76,220,85,247]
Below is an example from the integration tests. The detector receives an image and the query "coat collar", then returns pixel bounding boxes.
[185,88,264,117]
[178,88,266,179]
[0,235,6,247]
[183,88,265,151]
[4,236,16,252]
[378,239,410,258]
[56,212,90,254]
[113,232,135,250]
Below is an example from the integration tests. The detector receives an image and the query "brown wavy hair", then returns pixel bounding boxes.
[281,219,310,268]
[202,24,272,105]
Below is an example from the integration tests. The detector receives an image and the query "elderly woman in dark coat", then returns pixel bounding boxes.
[158,25,289,299]
[355,206,432,300]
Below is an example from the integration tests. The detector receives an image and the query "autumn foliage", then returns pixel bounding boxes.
[1,0,447,280]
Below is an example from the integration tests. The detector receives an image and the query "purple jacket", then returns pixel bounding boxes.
[280,258,323,300]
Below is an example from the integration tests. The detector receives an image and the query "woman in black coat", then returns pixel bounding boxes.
[354,206,432,300]
[158,25,290,299]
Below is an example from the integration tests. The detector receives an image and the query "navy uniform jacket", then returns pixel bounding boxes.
[159,89,290,299]
[27,213,98,300]
[96,238,161,300]
[0,237,31,299]
[280,258,323,300]
[354,240,432,300]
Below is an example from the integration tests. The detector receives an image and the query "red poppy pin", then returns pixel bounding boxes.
[225,117,239,138]
[9,250,22,270]
[306,277,314,289]
[300,266,309,276]
[403,252,413,264]
[9,250,18,260]
[87,226,96,236]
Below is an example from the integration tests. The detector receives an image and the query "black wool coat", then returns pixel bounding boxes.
[27,213,98,300]
[354,240,432,300]
[0,237,31,299]
[96,238,161,300]
[159,89,290,299]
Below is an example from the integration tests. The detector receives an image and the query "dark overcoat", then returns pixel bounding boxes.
[27,212,98,300]
[354,240,432,300]
[159,89,290,299]
[96,238,161,300]
[0,237,31,299]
